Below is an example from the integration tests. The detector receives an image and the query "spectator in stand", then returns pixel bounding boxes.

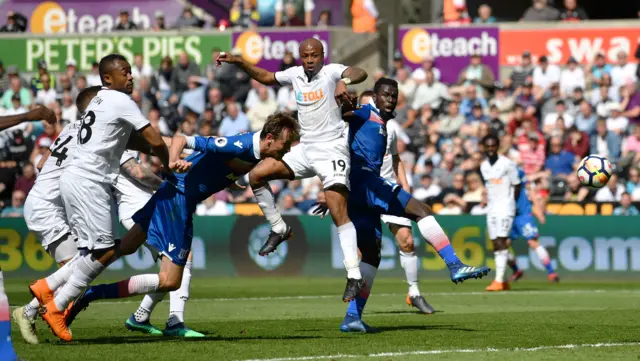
[489,82,515,122]
[230,0,260,29]
[432,151,459,188]
[34,73,56,106]
[507,104,538,137]
[245,79,276,110]
[131,53,153,81]
[564,173,590,202]
[460,85,488,119]
[64,59,80,85]
[1,75,30,109]
[279,194,302,215]
[470,188,489,214]
[350,0,377,32]
[437,101,465,138]
[277,0,315,27]
[515,81,536,115]
[174,6,203,29]
[196,194,233,216]
[1,190,25,217]
[460,102,487,137]
[0,60,7,96]
[626,167,640,194]
[410,69,448,111]
[457,54,495,98]
[31,60,55,95]
[280,51,296,72]
[575,99,597,134]
[412,56,441,83]
[621,80,640,125]
[256,0,277,26]
[591,118,621,163]
[438,194,465,215]
[545,136,576,178]
[543,100,574,135]
[560,0,588,21]
[613,192,639,215]
[171,52,200,97]
[560,57,585,96]
[539,83,562,121]
[462,172,484,202]
[474,4,496,23]
[0,12,24,33]
[395,68,416,103]
[621,125,640,166]
[588,53,613,85]
[605,103,629,135]
[60,91,77,123]
[389,51,412,78]
[520,131,546,175]
[219,102,250,137]
[14,162,35,196]
[114,10,138,30]
[281,3,306,26]
[86,62,101,87]
[317,9,332,27]
[441,0,471,25]
[152,11,166,31]
[521,0,560,21]
[509,51,534,89]
[611,51,638,88]
[564,125,589,158]
[412,174,442,202]
[533,56,561,90]
[594,174,624,202]
[247,86,278,131]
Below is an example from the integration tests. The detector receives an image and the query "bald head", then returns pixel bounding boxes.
[299,38,324,54]
[299,38,325,77]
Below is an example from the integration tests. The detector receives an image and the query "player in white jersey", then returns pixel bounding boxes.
[479,134,521,292]
[0,106,57,360]
[218,38,369,301]
[353,91,436,315]
[38,54,171,342]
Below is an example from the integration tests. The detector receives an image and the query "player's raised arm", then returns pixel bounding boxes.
[339,66,368,85]
[120,96,171,170]
[0,106,56,131]
[217,52,279,86]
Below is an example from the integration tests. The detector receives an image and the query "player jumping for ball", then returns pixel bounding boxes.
[217,38,369,301]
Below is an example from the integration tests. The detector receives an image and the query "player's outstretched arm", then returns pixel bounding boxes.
[139,125,170,171]
[340,66,368,85]
[217,52,278,85]
[0,106,56,131]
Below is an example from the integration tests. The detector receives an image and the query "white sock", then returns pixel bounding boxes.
[360,262,377,297]
[53,254,105,311]
[338,222,361,279]
[506,250,515,263]
[254,186,287,235]
[167,261,192,328]
[24,298,41,321]
[45,253,80,291]
[135,292,166,323]
[416,216,455,263]
[0,270,4,295]
[123,274,160,296]
[494,249,509,283]
[535,245,550,264]
[399,251,420,296]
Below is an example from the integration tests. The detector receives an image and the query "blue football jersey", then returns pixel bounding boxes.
[348,103,387,174]
[515,167,532,215]
[167,132,260,211]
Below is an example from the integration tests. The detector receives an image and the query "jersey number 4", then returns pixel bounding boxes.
[79,110,96,144]
[51,136,73,166]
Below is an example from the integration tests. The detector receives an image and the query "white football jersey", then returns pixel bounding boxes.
[275,64,348,142]
[380,119,400,181]
[29,121,81,201]
[113,150,154,222]
[480,155,521,216]
[66,88,150,184]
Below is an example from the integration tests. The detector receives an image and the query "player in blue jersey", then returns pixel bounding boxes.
[337,78,491,332]
[63,113,299,335]
[507,168,559,282]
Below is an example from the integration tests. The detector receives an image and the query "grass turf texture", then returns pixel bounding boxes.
[6,277,640,361]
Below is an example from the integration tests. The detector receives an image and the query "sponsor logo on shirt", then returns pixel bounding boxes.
[295,89,324,103]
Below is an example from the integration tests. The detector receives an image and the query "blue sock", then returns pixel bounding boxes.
[510,261,520,273]
[543,261,555,275]
[84,283,121,303]
[0,320,17,361]
[346,299,359,318]
[438,244,461,266]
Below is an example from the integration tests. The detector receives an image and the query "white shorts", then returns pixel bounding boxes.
[487,213,514,240]
[46,234,78,264]
[282,137,350,189]
[23,193,71,248]
[381,214,412,227]
[60,172,115,251]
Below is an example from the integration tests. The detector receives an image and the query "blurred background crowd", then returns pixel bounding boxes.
[0,0,639,218]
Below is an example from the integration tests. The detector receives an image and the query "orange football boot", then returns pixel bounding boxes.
[485,281,511,292]
[29,279,54,305]
[40,301,72,342]
[548,273,560,283]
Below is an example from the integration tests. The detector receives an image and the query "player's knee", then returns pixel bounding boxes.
[405,198,432,221]
[158,273,181,292]
[396,232,414,252]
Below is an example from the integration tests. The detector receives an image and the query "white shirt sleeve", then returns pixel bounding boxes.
[324,63,348,82]
[275,67,296,86]
[508,161,521,186]
[120,96,150,131]
[363,0,378,18]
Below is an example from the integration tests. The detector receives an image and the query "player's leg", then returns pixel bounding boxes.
[401,196,491,283]
[506,239,525,282]
[529,239,559,282]
[164,252,203,337]
[0,267,19,361]
[387,221,435,314]
[486,215,512,291]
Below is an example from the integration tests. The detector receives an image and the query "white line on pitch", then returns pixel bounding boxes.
[233,342,640,361]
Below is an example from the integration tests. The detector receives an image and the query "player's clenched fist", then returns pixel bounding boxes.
[28,106,57,125]
[169,159,192,173]
[216,52,240,66]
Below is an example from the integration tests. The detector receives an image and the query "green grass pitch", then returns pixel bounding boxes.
[6,277,640,361]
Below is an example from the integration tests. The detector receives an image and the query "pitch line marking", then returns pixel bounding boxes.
[233,342,640,361]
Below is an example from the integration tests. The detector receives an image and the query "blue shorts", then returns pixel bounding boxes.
[348,170,412,246]
[132,183,192,266]
[509,214,539,241]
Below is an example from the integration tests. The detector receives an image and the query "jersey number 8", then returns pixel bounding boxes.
[79,110,96,144]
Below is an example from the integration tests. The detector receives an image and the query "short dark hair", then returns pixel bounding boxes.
[261,112,300,142]
[481,132,500,147]
[359,90,375,104]
[373,77,398,95]
[76,86,102,113]
[99,53,128,85]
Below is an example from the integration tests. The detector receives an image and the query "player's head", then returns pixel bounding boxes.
[373,77,399,120]
[481,132,500,159]
[76,86,102,114]
[299,38,324,77]
[358,90,375,106]
[99,53,134,94]
[259,112,300,160]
